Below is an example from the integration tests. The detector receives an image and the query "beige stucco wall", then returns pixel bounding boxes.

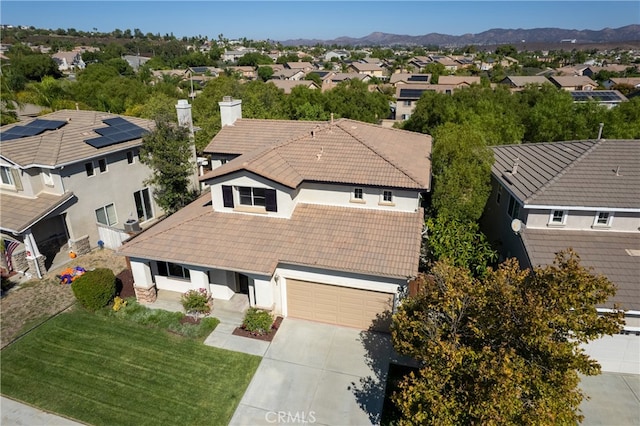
[60,148,163,247]
[525,209,640,232]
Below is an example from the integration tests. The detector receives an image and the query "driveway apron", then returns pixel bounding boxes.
[230,318,393,426]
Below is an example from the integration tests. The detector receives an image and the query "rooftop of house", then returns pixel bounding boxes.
[492,139,640,209]
[389,73,432,85]
[117,191,424,279]
[269,80,318,94]
[437,76,481,86]
[0,110,155,168]
[522,229,640,311]
[0,191,74,234]
[500,76,551,86]
[202,118,431,190]
[549,75,598,87]
[348,62,384,72]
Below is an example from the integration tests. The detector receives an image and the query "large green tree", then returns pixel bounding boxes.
[391,251,623,425]
[139,114,199,214]
[430,122,494,222]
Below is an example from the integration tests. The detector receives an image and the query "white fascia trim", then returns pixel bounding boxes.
[524,204,640,213]
[597,308,640,316]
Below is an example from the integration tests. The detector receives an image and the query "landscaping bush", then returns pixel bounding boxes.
[181,288,212,318]
[242,307,273,334]
[71,268,116,311]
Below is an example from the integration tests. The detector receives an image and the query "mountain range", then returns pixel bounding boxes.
[279,25,640,47]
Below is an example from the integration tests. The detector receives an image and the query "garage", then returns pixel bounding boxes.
[286,279,394,331]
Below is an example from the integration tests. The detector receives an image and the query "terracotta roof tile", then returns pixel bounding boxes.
[0,192,75,233]
[0,110,155,167]
[118,192,423,279]
[522,229,640,311]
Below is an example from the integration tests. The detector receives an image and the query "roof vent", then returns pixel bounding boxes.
[511,156,520,175]
[615,166,622,176]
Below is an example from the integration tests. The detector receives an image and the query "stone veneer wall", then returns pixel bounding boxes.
[135,285,158,303]
[11,249,29,273]
[69,235,91,256]
[26,255,47,275]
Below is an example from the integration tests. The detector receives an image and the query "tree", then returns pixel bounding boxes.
[391,250,623,425]
[430,122,494,222]
[139,114,198,214]
[257,66,274,82]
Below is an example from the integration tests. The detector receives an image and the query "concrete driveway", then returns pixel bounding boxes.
[230,318,393,426]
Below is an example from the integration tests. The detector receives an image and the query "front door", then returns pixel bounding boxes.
[238,273,249,294]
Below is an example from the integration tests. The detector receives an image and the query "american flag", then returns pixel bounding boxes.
[4,239,20,272]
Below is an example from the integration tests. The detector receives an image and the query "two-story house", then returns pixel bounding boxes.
[548,75,599,91]
[481,139,640,331]
[118,98,432,330]
[0,102,197,277]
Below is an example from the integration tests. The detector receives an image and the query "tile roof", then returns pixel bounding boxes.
[201,118,432,190]
[118,192,424,279]
[492,140,640,209]
[437,76,481,86]
[501,76,551,87]
[0,191,75,233]
[549,75,598,87]
[522,229,640,311]
[0,110,155,168]
[269,80,318,94]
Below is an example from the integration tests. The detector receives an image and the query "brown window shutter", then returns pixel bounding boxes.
[265,189,277,212]
[222,185,234,208]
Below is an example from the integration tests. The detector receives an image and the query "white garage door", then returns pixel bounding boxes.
[286,279,394,331]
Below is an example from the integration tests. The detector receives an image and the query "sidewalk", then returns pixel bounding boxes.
[1,396,84,425]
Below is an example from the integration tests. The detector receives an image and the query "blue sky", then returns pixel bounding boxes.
[1,1,638,41]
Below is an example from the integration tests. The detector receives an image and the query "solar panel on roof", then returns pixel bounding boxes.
[0,119,67,142]
[399,88,428,98]
[407,75,429,82]
[84,117,148,149]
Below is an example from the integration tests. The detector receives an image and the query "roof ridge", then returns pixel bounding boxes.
[525,139,601,204]
[336,120,425,187]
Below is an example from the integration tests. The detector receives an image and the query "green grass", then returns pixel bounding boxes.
[1,309,261,426]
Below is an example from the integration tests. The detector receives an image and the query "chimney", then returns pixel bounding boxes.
[218,96,242,127]
[175,99,194,137]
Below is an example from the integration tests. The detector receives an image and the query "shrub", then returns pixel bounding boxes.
[181,288,212,318]
[242,307,273,335]
[71,268,116,311]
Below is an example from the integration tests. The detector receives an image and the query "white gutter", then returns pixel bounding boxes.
[597,308,640,333]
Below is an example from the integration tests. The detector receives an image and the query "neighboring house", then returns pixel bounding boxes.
[324,50,349,62]
[118,98,432,331]
[272,69,306,81]
[389,73,432,85]
[570,90,628,109]
[222,48,257,62]
[269,80,319,94]
[499,75,551,91]
[583,64,628,78]
[430,55,458,71]
[51,51,85,71]
[0,102,198,276]
[394,84,432,121]
[322,73,371,91]
[285,62,315,73]
[122,55,151,72]
[481,139,640,331]
[437,75,481,87]
[603,77,640,90]
[549,75,598,91]
[228,66,256,80]
[347,62,385,78]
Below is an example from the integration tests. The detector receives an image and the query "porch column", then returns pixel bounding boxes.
[23,229,45,278]
[130,259,157,303]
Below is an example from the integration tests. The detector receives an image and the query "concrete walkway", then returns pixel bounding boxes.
[1,396,84,425]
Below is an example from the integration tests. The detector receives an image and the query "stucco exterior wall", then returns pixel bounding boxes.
[297,182,419,212]
[526,209,640,232]
[60,149,162,246]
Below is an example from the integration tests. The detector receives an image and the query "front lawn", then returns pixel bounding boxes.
[1,309,261,425]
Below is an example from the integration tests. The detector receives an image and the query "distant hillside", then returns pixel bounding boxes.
[280,25,640,47]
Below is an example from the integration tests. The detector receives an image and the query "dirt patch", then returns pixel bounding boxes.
[0,248,130,348]
[232,316,283,342]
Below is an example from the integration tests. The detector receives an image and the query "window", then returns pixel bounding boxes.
[157,261,190,279]
[549,210,567,225]
[353,188,363,200]
[126,151,134,164]
[85,162,95,177]
[507,195,520,219]
[403,100,411,106]
[239,186,266,207]
[95,203,117,226]
[383,190,393,203]
[98,158,107,173]
[594,211,613,227]
[1,166,14,186]
[134,188,153,222]
[496,186,502,204]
